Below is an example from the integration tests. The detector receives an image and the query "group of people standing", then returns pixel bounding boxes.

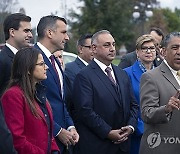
[1,12,180,154]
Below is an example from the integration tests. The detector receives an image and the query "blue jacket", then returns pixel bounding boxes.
[124,61,144,136]
[34,44,74,152]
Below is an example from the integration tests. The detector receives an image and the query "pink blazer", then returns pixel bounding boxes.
[1,86,60,154]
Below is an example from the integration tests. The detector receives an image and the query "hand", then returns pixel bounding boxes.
[107,129,127,144]
[165,91,180,113]
[57,128,76,146]
[113,126,132,144]
[69,128,79,143]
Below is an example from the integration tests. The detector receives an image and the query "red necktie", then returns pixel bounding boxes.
[105,67,116,85]
[49,55,60,82]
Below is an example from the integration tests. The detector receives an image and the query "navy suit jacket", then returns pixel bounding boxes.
[73,60,138,154]
[34,44,74,152]
[64,57,86,115]
[0,45,15,97]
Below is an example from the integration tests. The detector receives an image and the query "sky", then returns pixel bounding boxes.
[17,0,180,28]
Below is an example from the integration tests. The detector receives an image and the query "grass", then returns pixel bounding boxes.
[112,58,120,66]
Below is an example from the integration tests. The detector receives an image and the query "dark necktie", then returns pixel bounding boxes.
[49,55,60,82]
[105,67,116,85]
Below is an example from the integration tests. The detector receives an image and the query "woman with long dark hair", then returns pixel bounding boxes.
[1,47,60,154]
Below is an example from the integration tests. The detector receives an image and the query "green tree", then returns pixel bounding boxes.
[68,0,159,53]
[162,8,180,32]
[68,0,135,52]
[0,0,20,43]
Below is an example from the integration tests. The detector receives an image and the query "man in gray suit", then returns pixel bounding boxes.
[140,32,180,153]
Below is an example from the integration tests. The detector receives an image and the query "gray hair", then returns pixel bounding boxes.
[162,32,180,48]
[91,30,111,45]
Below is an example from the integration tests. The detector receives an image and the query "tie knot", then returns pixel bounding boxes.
[105,67,112,73]
[49,55,55,61]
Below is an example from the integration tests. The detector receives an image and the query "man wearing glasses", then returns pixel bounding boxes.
[64,34,93,116]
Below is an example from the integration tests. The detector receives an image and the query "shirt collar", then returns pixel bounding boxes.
[5,43,18,55]
[77,56,88,66]
[37,42,52,59]
[94,58,112,71]
[164,59,177,75]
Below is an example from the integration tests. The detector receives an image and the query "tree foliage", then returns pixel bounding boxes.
[0,0,20,43]
[69,0,136,52]
[0,0,19,13]
[68,0,161,52]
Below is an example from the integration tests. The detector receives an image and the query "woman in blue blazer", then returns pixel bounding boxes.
[124,34,157,154]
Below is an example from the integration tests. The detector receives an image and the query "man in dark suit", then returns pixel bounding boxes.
[0,13,32,153]
[64,34,93,115]
[0,103,17,154]
[34,15,79,154]
[73,30,138,154]
[0,13,33,97]
[119,27,164,69]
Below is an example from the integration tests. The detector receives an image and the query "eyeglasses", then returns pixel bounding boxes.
[81,45,91,49]
[36,61,46,67]
[141,46,156,53]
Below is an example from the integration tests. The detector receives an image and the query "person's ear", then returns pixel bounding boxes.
[136,49,139,59]
[46,29,53,39]
[9,28,15,37]
[78,45,83,54]
[161,47,166,57]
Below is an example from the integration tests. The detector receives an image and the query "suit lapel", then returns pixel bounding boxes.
[113,66,127,107]
[34,44,62,97]
[160,62,180,90]
[75,57,86,69]
[34,102,47,124]
[132,62,143,83]
[91,61,120,105]
[4,46,14,61]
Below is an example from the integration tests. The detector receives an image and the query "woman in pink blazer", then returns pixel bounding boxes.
[1,47,60,154]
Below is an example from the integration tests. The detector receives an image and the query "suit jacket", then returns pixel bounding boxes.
[64,57,86,115]
[34,44,74,152]
[0,45,14,97]
[118,51,163,69]
[1,85,59,154]
[118,51,137,69]
[124,61,144,136]
[0,102,17,154]
[140,61,180,154]
[73,60,138,154]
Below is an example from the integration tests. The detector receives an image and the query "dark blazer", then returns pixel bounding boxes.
[118,51,163,69]
[1,85,59,154]
[64,57,86,115]
[0,45,15,97]
[34,44,74,152]
[73,60,138,154]
[0,102,17,154]
[118,51,137,69]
